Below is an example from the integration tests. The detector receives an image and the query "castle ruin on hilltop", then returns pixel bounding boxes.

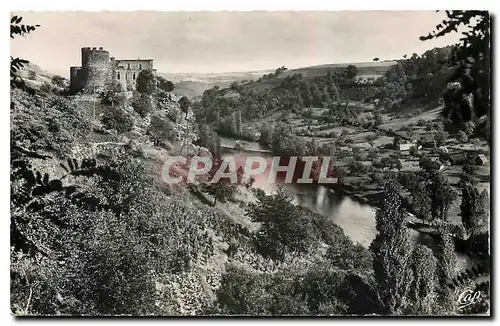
[70,47,155,94]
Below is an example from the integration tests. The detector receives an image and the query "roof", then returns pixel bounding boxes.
[477,154,488,162]
[399,143,413,150]
[115,59,154,62]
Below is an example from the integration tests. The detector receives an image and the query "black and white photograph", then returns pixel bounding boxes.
[9,9,491,317]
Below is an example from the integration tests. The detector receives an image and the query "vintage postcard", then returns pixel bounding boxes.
[10,10,490,316]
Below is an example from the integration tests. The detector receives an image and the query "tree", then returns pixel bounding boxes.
[456,130,468,143]
[435,129,448,146]
[460,162,479,185]
[349,161,368,175]
[204,177,236,206]
[132,92,153,118]
[300,266,350,314]
[392,136,401,149]
[195,124,221,158]
[345,65,359,80]
[435,224,457,313]
[374,112,384,126]
[147,114,178,146]
[156,75,175,92]
[203,159,237,206]
[274,66,288,76]
[421,11,490,142]
[101,106,133,133]
[40,82,52,93]
[427,172,458,221]
[259,123,274,147]
[379,156,402,171]
[370,180,413,315]
[246,189,318,261]
[136,69,156,95]
[234,109,242,136]
[373,57,380,62]
[461,183,488,236]
[325,237,372,272]
[409,145,419,157]
[464,121,475,137]
[10,15,40,90]
[99,79,125,107]
[408,244,438,315]
[178,96,190,118]
[10,147,216,315]
[51,75,66,88]
[270,122,305,156]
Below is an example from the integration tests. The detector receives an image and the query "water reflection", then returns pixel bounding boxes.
[220,137,475,268]
[221,142,377,248]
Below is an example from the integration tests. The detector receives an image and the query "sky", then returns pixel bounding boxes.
[10,11,463,77]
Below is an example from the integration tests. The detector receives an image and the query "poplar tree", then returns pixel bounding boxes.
[461,183,489,237]
[408,244,438,315]
[370,180,414,315]
[435,224,457,313]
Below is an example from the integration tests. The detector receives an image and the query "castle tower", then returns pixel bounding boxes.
[70,47,155,94]
[83,47,112,93]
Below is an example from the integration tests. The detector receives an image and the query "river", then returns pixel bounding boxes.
[220,137,377,247]
[220,136,473,271]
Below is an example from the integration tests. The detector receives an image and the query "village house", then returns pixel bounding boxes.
[398,142,413,151]
[476,154,489,165]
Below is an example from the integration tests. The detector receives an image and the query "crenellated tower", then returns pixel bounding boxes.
[69,47,155,94]
[70,47,112,94]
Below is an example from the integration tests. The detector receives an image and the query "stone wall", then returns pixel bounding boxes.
[69,48,155,94]
[84,47,112,93]
[69,66,86,93]
[115,59,154,91]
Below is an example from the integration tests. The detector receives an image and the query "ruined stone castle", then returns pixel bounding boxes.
[70,47,155,94]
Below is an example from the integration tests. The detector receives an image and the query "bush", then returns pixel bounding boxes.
[28,70,36,80]
[456,130,468,143]
[246,189,319,261]
[216,264,309,315]
[147,114,178,145]
[195,124,221,158]
[51,75,66,88]
[157,75,175,92]
[136,70,156,95]
[10,152,216,315]
[101,106,134,133]
[40,82,52,93]
[374,113,384,125]
[259,123,274,147]
[216,261,375,316]
[132,92,153,118]
[435,129,448,146]
[409,145,419,156]
[99,80,125,107]
[353,152,368,161]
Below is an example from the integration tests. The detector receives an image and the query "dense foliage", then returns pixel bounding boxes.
[422,11,490,141]
[10,12,490,316]
[370,181,414,315]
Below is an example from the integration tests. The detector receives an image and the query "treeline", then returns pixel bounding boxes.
[375,46,456,110]
[194,48,457,139]
[195,68,358,138]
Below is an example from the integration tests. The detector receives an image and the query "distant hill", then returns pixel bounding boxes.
[279,60,397,79]
[18,62,59,88]
[162,60,397,99]
[160,70,273,99]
